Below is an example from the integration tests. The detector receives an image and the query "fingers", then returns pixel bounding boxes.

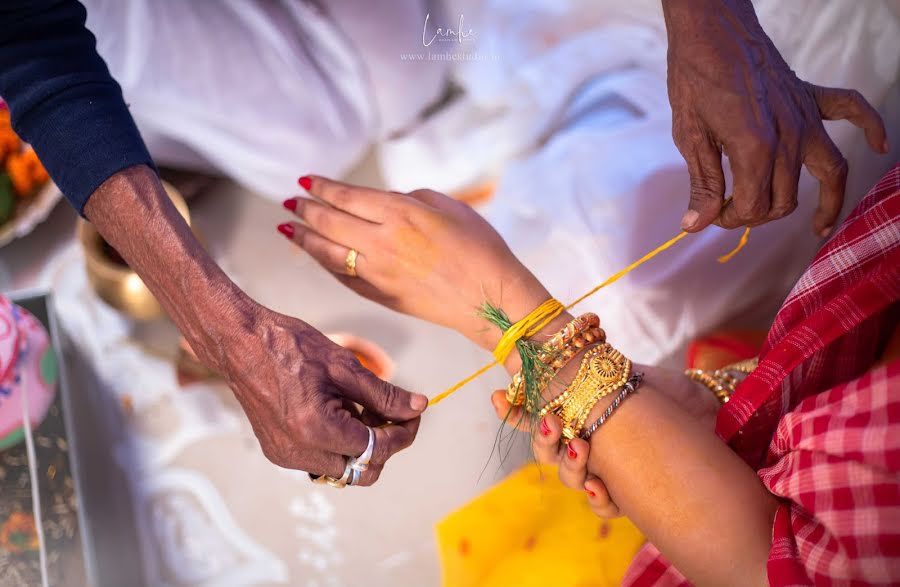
[768,147,801,220]
[807,84,889,154]
[678,135,727,232]
[299,175,401,223]
[803,129,848,237]
[558,437,590,490]
[369,417,421,465]
[331,358,429,421]
[532,414,563,465]
[285,222,364,277]
[490,390,529,432]
[719,134,776,229]
[584,476,622,518]
[286,197,374,251]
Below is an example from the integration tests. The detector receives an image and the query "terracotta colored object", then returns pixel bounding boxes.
[0,296,59,451]
[325,333,394,381]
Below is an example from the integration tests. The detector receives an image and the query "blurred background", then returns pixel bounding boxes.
[0,1,898,586]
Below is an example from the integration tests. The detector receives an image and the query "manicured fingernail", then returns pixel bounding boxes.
[567,445,577,460]
[883,139,890,154]
[283,198,297,212]
[819,225,833,238]
[410,393,428,412]
[586,489,596,498]
[540,418,550,437]
[298,176,312,190]
[681,209,700,231]
[277,223,294,239]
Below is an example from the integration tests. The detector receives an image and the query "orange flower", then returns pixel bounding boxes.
[0,511,40,554]
[0,130,19,167]
[5,149,48,197]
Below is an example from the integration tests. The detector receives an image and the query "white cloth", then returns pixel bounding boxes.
[378,0,900,364]
[82,0,449,199]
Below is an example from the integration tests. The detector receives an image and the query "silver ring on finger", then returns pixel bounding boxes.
[350,426,375,472]
[349,468,361,487]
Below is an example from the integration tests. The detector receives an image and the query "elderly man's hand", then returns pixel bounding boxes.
[663,0,888,237]
[216,305,427,485]
[85,165,427,486]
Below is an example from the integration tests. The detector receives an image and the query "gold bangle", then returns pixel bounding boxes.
[507,325,605,408]
[538,343,606,418]
[506,313,604,407]
[550,343,632,441]
[684,356,757,404]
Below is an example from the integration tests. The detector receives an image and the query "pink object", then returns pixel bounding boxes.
[0,296,58,451]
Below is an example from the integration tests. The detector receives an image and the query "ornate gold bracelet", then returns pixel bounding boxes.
[506,313,604,407]
[549,343,632,441]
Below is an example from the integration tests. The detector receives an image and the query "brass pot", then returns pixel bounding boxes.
[78,181,190,320]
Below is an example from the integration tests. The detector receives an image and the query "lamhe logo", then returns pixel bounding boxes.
[422,13,477,47]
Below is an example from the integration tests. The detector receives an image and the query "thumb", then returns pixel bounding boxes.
[334,361,428,421]
[678,136,726,232]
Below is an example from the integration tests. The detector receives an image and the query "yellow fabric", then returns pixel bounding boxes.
[436,463,645,587]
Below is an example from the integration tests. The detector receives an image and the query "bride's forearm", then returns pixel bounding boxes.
[584,366,776,587]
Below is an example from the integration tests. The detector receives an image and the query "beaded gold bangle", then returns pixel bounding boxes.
[506,313,604,407]
[685,368,734,404]
[684,357,757,404]
[507,325,605,408]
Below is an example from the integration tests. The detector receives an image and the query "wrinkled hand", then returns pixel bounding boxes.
[280,177,549,351]
[664,0,888,236]
[213,303,427,485]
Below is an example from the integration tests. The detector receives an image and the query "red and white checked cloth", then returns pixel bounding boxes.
[625,163,900,587]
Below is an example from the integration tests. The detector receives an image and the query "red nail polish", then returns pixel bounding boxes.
[298,176,312,190]
[277,223,294,239]
[567,445,577,460]
[283,198,297,212]
[540,418,550,437]
[586,489,596,498]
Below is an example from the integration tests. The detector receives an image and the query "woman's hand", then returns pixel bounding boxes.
[489,366,721,518]
[280,176,551,352]
[491,391,622,518]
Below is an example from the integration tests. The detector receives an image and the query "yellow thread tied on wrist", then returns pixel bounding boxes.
[491,298,565,364]
[427,225,751,407]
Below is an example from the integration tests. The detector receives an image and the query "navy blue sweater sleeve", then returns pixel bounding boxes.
[0,0,155,214]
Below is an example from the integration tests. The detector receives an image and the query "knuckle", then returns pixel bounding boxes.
[769,199,798,219]
[734,195,769,220]
[847,89,864,107]
[745,135,777,160]
[370,376,400,412]
[689,177,724,202]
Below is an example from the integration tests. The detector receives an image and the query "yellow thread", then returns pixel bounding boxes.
[492,299,565,364]
[428,360,498,406]
[564,231,690,310]
[428,226,751,407]
[717,227,750,263]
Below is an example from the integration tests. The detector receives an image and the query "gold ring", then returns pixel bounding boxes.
[345,249,359,277]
